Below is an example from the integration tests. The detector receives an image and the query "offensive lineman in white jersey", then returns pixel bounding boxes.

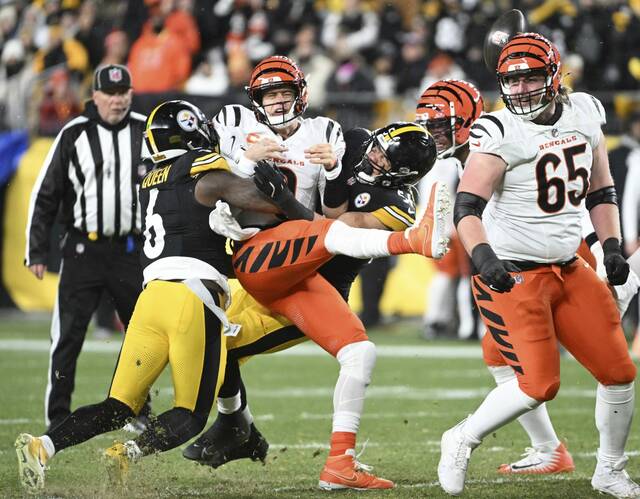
[213,55,345,229]
[438,33,640,498]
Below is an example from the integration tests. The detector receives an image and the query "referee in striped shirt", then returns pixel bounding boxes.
[25,64,149,430]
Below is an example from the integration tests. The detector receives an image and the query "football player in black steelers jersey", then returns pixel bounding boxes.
[184,123,436,486]
[15,100,288,493]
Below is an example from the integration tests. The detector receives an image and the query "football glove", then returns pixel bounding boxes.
[253,160,290,203]
[208,200,259,241]
[603,238,630,286]
[472,243,519,293]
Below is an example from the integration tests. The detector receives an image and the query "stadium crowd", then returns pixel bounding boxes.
[1,0,640,135]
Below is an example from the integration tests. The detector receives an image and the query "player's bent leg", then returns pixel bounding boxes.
[487,365,573,475]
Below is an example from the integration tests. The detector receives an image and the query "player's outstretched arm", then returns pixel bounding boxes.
[194,169,280,214]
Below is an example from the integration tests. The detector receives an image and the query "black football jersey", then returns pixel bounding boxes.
[319,128,416,300]
[139,149,233,276]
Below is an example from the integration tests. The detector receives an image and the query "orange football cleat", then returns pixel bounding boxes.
[405,181,450,259]
[498,442,575,474]
[318,449,394,491]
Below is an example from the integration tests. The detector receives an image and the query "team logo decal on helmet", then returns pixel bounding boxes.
[496,33,562,120]
[145,100,219,163]
[353,122,437,188]
[354,192,371,208]
[416,79,483,159]
[177,109,197,132]
[246,55,308,129]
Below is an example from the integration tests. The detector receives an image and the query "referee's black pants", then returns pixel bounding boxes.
[45,230,142,429]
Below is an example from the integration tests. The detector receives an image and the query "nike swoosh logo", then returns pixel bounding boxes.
[511,461,543,470]
[325,470,359,483]
[470,141,481,147]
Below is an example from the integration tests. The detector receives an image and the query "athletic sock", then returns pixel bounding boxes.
[329,431,356,456]
[463,378,540,442]
[217,391,242,414]
[487,366,560,451]
[40,435,56,458]
[596,382,635,462]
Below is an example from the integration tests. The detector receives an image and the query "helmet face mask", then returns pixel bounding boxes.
[416,79,483,159]
[496,33,561,121]
[145,100,218,164]
[354,123,437,189]
[246,56,308,129]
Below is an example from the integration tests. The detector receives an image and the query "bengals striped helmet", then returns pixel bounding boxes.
[415,79,483,159]
[496,33,561,120]
[246,55,308,129]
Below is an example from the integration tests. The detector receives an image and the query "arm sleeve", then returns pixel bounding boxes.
[25,130,68,265]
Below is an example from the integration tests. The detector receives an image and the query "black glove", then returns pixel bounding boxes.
[253,160,290,203]
[252,160,314,221]
[471,243,519,293]
[603,238,629,285]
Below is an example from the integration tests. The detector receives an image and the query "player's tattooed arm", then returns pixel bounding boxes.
[194,170,280,214]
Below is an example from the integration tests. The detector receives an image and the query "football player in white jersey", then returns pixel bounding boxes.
[213,55,345,229]
[437,33,640,498]
[417,79,483,341]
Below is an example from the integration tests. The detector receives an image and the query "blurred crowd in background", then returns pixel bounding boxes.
[1,0,640,135]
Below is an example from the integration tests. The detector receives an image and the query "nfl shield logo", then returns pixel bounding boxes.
[109,67,123,83]
[514,274,524,284]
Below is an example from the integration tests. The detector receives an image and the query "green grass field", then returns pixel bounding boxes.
[1,316,639,498]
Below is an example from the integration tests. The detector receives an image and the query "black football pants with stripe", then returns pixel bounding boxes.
[45,231,142,429]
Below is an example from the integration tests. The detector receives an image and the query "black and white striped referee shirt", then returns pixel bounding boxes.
[25,101,147,266]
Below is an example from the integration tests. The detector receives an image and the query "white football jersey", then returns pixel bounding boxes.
[468,92,606,262]
[213,104,345,220]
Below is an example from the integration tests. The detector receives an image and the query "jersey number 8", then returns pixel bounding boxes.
[536,143,588,213]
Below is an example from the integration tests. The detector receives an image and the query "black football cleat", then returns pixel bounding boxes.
[183,412,249,462]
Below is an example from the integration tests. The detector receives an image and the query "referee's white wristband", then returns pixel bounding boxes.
[324,161,342,181]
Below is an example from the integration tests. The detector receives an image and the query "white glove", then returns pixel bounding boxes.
[209,200,260,241]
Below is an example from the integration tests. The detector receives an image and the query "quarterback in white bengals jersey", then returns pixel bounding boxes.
[438,33,639,499]
[212,55,345,228]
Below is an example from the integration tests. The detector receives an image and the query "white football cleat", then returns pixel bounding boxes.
[498,442,575,474]
[15,433,49,494]
[438,419,479,496]
[592,453,640,498]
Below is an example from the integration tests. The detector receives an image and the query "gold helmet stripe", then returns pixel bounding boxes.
[382,124,426,142]
[145,103,163,156]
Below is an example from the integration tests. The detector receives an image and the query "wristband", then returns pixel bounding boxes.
[324,161,342,180]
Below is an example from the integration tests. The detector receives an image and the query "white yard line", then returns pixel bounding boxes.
[159,385,598,400]
[0,339,485,358]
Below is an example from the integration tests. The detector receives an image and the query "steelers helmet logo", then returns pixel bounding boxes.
[177,109,197,132]
[354,192,371,208]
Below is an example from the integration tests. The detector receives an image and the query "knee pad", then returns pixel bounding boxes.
[597,382,635,404]
[487,365,517,386]
[520,379,560,402]
[336,340,377,385]
[600,362,637,386]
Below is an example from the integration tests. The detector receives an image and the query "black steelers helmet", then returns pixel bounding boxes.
[144,100,218,164]
[354,122,436,188]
